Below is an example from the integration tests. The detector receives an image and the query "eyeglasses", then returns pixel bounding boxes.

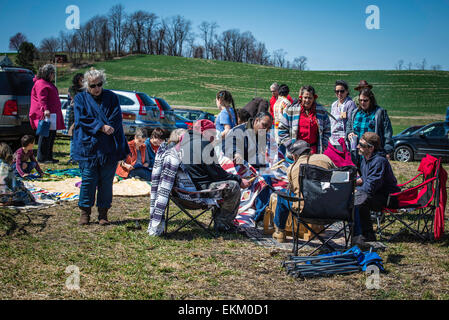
[358,141,373,148]
[335,90,346,94]
[89,82,103,89]
[359,99,369,102]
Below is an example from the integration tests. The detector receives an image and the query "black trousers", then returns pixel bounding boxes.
[37,130,56,162]
[355,191,389,238]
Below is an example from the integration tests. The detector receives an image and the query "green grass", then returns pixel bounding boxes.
[53,54,449,135]
[1,140,448,300]
[55,55,449,116]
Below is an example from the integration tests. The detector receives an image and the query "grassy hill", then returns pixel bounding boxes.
[55,54,449,133]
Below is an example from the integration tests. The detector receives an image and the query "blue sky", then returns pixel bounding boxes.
[1,0,448,70]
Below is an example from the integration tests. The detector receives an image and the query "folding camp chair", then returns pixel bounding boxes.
[375,155,445,241]
[276,164,357,256]
[163,184,226,238]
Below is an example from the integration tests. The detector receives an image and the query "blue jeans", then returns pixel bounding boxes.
[13,161,38,177]
[273,189,295,229]
[78,160,117,208]
[69,137,75,160]
[128,167,152,181]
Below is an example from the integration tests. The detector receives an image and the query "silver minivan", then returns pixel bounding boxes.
[0,66,35,144]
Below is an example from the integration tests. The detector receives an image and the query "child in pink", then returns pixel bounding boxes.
[13,135,44,178]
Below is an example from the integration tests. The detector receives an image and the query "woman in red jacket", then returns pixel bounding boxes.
[29,64,65,163]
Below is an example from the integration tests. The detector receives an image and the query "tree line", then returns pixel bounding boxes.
[9,4,308,71]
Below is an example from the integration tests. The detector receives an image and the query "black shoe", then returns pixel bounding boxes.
[364,232,377,242]
[50,159,59,164]
[351,235,372,250]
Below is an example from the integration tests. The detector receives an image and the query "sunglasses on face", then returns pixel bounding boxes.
[89,82,103,89]
[359,99,369,102]
[358,142,373,148]
[335,90,346,94]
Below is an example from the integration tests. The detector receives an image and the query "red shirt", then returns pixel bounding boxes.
[151,142,159,154]
[270,95,294,118]
[298,104,318,154]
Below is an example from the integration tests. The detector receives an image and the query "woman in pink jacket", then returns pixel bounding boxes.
[29,64,65,163]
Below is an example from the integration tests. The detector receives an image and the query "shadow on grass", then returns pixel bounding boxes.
[0,209,51,236]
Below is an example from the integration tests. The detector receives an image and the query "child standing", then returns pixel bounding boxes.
[13,135,44,178]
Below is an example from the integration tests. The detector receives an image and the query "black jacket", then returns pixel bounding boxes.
[180,131,242,190]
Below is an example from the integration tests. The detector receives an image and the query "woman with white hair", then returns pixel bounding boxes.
[29,64,65,163]
[72,68,130,226]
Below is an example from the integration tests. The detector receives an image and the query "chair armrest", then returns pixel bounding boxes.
[275,190,302,203]
[173,183,226,195]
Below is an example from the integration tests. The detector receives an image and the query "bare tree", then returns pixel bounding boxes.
[416,58,427,70]
[395,59,404,70]
[199,21,218,59]
[165,15,192,56]
[127,10,153,53]
[109,4,127,56]
[154,19,168,55]
[142,13,159,54]
[407,62,413,70]
[9,32,27,51]
[431,64,442,71]
[292,56,308,70]
[272,49,287,68]
[40,37,60,62]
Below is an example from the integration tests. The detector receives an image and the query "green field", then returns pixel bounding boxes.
[54,54,449,134]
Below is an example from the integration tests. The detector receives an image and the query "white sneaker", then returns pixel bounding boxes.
[147,220,165,236]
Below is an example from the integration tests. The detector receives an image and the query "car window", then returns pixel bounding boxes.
[117,94,134,106]
[137,93,158,107]
[174,110,191,119]
[422,124,445,137]
[0,71,34,95]
[190,112,201,120]
[155,98,172,111]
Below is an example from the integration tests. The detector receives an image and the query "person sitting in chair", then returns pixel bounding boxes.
[180,119,251,232]
[272,140,336,243]
[353,132,400,247]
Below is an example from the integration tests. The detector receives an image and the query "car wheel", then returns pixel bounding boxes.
[394,145,413,162]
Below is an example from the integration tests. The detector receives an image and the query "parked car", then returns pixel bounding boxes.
[394,125,424,137]
[173,108,216,123]
[58,94,70,136]
[149,96,177,132]
[0,66,35,145]
[110,89,162,137]
[175,114,193,129]
[393,121,449,162]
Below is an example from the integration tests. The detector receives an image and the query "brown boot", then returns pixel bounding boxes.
[272,227,286,243]
[78,207,91,225]
[98,207,110,226]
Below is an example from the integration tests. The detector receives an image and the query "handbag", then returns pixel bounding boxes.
[36,118,50,137]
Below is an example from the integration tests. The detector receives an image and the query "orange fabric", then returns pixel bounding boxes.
[115,140,146,178]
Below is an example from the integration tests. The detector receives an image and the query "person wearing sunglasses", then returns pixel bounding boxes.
[346,88,393,166]
[352,132,400,248]
[72,68,130,226]
[329,80,356,151]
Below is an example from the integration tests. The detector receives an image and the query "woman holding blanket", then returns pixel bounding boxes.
[72,68,130,226]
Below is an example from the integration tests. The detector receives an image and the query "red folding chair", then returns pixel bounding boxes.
[375,154,447,241]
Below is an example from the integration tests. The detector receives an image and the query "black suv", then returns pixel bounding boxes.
[0,66,35,145]
[393,121,449,162]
